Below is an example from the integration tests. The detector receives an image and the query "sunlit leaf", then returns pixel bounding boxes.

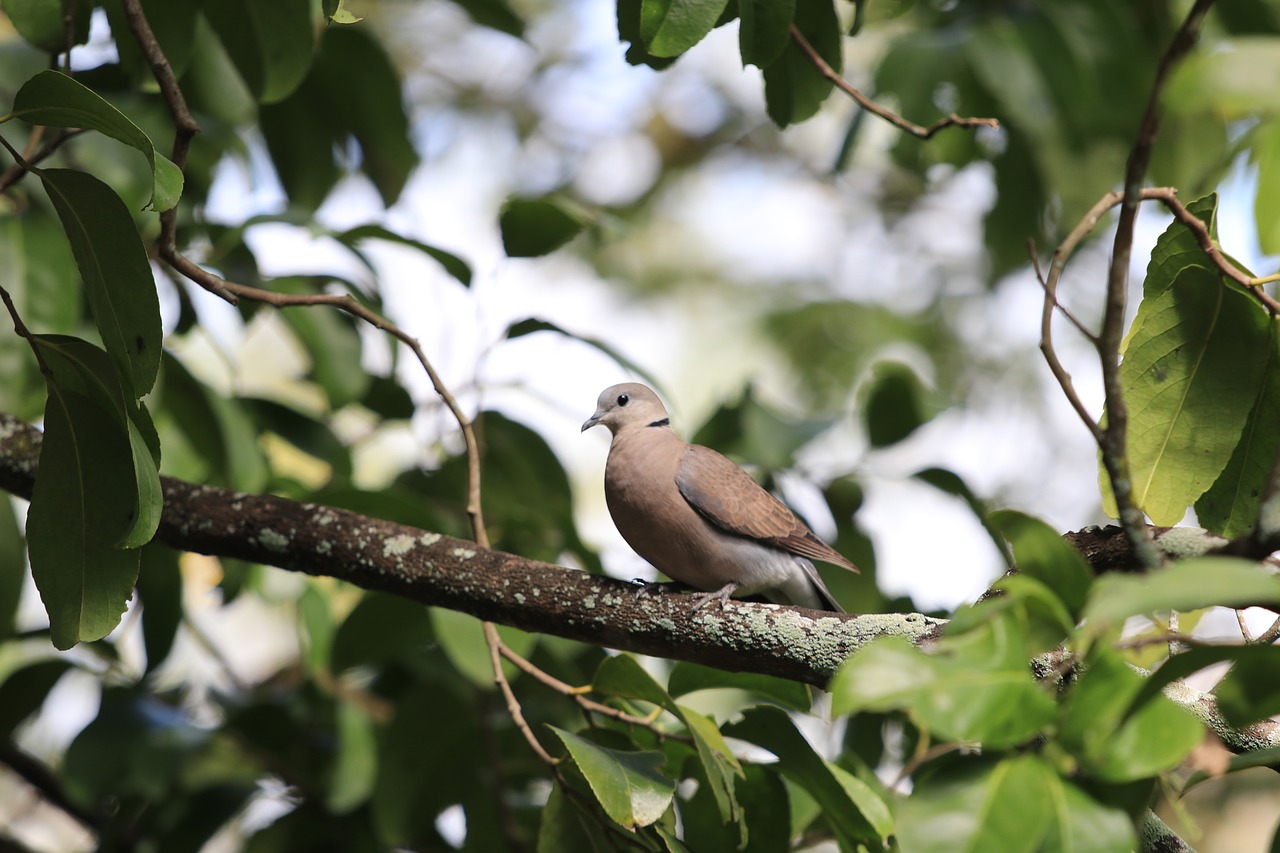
[549,726,675,829]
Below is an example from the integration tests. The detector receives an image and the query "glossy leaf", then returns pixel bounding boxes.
[499,197,588,257]
[4,0,90,52]
[549,727,675,829]
[667,660,811,711]
[334,224,472,286]
[38,170,162,397]
[11,71,184,211]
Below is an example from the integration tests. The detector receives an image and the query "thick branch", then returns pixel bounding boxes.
[0,412,939,687]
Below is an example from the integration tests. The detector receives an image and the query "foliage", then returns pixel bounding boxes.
[0,0,1279,851]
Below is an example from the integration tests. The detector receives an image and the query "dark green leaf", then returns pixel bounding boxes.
[0,659,71,738]
[11,71,184,210]
[334,224,472,286]
[138,545,183,674]
[549,726,675,829]
[739,0,794,67]
[863,361,932,448]
[724,706,890,844]
[640,0,732,58]
[359,375,416,420]
[762,0,839,127]
[1215,644,1280,727]
[499,197,589,257]
[505,318,666,393]
[594,653,677,711]
[450,0,526,37]
[0,495,24,638]
[430,607,534,686]
[104,0,198,82]
[331,592,433,673]
[667,661,811,711]
[328,700,377,813]
[243,397,353,482]
[198,0,315,103]
[617,0,678,69]
[38,170,162,397]
[273,278,370,409]
[690,384,831,472]
[537,779,613,851]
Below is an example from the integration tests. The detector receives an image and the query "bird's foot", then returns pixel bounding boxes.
[688,582,739,611]
[630,579,680,600]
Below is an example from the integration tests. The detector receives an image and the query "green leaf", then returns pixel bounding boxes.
[198,0,315,103]
[762,0,840,127]
[682,763,790,853]
[38,169,163,397]
[537,779,613,851]
[549,727,675,829]
[274,278,370,409]
[0,495,25,638]
[1121,643,1279,729]
[10,70,184,211]
[640,0,732,58]
[1214,644,1280,727]
[1253,120,1280,255]
[3,0,91,52]
[499,197,589,257]
[331,591,432,673]
[667,661,811,711]
[617,0,678,69]
[1164,36,1280,118]
[723,706,888,844]
[137,545,182,674]
[327,700,377,813]
[1079,557,1280,642]
[827,762,894,841]
[333,224,472,286]
[739,0,795,68]
[896,756,1134,853]
[830,618,1057,748]
[863,361,933,448]
[324,0,364,23]
[1107,266,1269,524]
[1058,647,1203,782]
[988,510,1092,619]
[451,0,526,37]
[1196,317,1280,537]
[104,0,198,83]
[505,318,667,393]
[430,607,535,687]
[594,653,677,711]
[0,659,71,738]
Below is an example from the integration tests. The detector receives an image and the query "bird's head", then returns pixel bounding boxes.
[581,383,670,435]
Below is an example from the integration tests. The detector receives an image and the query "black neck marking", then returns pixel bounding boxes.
[647,418,670,428]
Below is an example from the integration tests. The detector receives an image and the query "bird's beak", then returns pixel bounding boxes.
[581,412,603,432]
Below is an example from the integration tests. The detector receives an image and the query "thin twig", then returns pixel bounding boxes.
[485,622,559,765]
[1098,0,1216,570]
[1235,609,1255,643]
[1254,614,1280,646]
[1031,239,1103,440]
[788,25,998,139]
[0,283,51,376]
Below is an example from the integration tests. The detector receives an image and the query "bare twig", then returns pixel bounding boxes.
[1098,0,1216,569]
[788,26,998,139]
[1031,239,1103,440]
[1235,609,1255,643]
[1254,614,1280,646]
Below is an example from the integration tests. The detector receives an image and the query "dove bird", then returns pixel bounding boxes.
[582,383,857,611]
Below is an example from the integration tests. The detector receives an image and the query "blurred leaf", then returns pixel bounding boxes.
[3,0,90,51]
[830,617,1056,748]
[332,592,433,674]
[594,653,676,711]
[549,726,675,829]
[138,545,183,674]
[243,397,353,482]
[537,779,613,851]
[863,361,933,448]
[38,169,162,396]
[0,495,23,638]
[1058,647,1203,782]
[334,224,472,286]
[450,0,525,37]
[617,0,678,69]
[948,575,1076,657]
[505,318,666,394]
[988,510,1092,619]
[896,755,1134,853]
[0,660,71,738]
[762,0,839,127]
[274,278,371,409]
[690,384,831,472]
[499,197,589,257]
[1079,557,1280,643]
[1123,643,1276,728]
[324,0,364,24]
[1214,644,1280,727]
[667,661,811,711]
[12,71,184,211]
[328,700,378,813]
[682,763,789,853]
[359,375,416,420]
[724,706,889,844]
[640,0,731,58]
[738,0,794,68]
[430,607,534,686]
[104,0,198,83]
[198,0,315,103]
[1165,36,1280,118]
[1253,120,1280,254]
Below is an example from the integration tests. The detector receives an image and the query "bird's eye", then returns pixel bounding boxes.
[617,393,630,407]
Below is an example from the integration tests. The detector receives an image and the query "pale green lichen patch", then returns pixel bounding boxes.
[317,541,332,555]
[258,528,289,551]
[514,593,525,604]
[582,596,597,609]
[382,534,416,558]
[451,547,476,559]
[419,532,442,546]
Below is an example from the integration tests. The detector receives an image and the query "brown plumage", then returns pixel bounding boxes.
[582,383,857,611]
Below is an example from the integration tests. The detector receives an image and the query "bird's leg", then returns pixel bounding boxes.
[688,582,739,611]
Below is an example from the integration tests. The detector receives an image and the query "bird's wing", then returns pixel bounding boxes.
[676,445,857,571]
